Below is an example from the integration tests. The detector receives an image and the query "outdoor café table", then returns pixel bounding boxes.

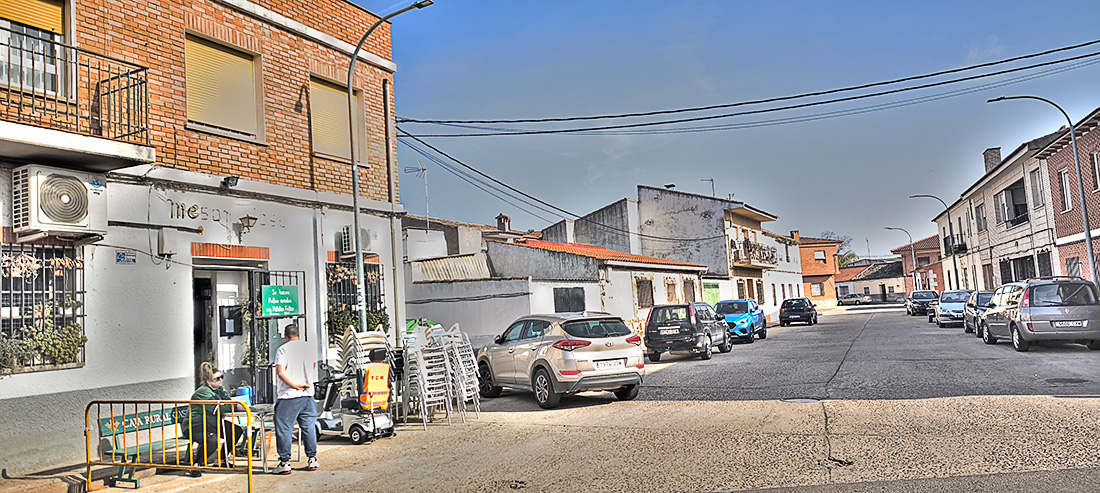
[226,403,274,473]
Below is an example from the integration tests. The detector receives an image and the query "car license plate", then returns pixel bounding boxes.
[790,314,802,319]
[595,359,625,370]
[659,328,679,335]
[1053,320,1085,328]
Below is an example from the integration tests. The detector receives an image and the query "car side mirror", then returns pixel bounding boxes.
[494,335,504,344]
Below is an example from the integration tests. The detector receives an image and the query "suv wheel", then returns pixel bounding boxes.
[1087,340,1100,350]
[982,323,998,345]
[479,363,502,398]
[719,333,733,353]
[964,320,974,334]
[614,385,639,401]
[759,327,768,340]
[744,331,755,344]
[700,335,713,360]
[1011,326,1030,352]
[532,368,561,409]
[649,352,661,362]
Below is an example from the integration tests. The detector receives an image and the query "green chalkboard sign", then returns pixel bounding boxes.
[261,285,301,318]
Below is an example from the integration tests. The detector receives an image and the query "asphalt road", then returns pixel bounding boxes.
[129,305,1100,493]
[640,305,1100,402]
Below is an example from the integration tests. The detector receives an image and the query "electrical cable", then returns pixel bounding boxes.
[398,38,1100,125]
[398,130,731,242]
[405,49,1100,137]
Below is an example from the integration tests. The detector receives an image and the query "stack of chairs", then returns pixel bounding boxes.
[405,324,454,429]
[440,323,480,422]
[337,331,391,406]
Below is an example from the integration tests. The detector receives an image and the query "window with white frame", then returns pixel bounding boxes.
[811,283,824,297]
[0,1,65,95]
[1061,169,1073,212]
[994,192,1005,223]
[1066,257,1082,277]
[1092,152,1100,192]
[1030,168,1044,207]
[813,250,826,263]
[975,203,986,231]
[185,35,263,139]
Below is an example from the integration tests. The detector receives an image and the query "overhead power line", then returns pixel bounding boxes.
[396,130,729,242]
[398,38,1100,125]
[404,48,1100,137]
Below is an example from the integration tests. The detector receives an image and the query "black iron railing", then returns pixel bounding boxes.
[325,262,385,344]
[0,242,86,374]
[1006,212,1030,228]
[0,25,148,145]
[729,239,778,265]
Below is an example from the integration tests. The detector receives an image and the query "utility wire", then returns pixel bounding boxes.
[406,49,1100,137]
[397,129,730,242]
[398,38,1100,125]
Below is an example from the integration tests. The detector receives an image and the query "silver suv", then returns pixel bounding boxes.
[477,312,645,409]
[980,277,1100,352]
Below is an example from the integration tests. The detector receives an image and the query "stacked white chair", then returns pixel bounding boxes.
[336,330,390,403]
[412,324,454,428]
[441,323,480,421]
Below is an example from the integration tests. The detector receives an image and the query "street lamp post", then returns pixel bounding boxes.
[346,0,433,333]
[885,226,920,291]
[910,194,960,291]
[988,96,1097,285]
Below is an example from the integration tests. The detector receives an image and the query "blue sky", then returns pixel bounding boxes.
[355,0,1100,256]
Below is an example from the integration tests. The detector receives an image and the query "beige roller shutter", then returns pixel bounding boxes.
[0,0,64,34]
[185,36,258,137]
[310,78,364,162]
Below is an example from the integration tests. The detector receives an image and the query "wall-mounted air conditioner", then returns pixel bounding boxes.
[339,225,372,257]
[13,165,108,240]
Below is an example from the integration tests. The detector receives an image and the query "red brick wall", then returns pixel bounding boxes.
[802,274,836,305]
[1058,242,1094,282]
[894,244,942,292]
[71,0,398,200]
[799,243,839,276]
[1046,124,1100,242]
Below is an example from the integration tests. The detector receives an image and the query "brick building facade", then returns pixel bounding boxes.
[0,0,411,473]
[892,234,946,293]
[798,235,842,307]
[1039,106,1100,281]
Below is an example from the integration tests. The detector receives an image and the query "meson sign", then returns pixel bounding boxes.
[168,199,285,228]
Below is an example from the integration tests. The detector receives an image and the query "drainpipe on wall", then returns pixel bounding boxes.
[384,79,407,348]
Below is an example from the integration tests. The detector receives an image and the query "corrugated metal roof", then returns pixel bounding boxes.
[507,240,707,268]
[410,253,491,282]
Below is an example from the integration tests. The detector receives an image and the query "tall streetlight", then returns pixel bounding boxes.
[346,0,433,333]
[885,226,920,291]
[910,194,960,291]
[988,95,1097,285]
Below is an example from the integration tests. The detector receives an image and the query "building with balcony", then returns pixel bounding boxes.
[1037,105,1100,281]
[0,0,407,473]
[932,129,1064,292]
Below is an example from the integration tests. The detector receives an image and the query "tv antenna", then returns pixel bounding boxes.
[403,161,428,228]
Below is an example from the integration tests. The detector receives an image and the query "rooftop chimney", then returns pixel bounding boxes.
[790,230,800,242]
[495,213,511,232]
[983,147,1001,174]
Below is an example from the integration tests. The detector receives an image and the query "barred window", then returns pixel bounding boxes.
[0,243,85,374]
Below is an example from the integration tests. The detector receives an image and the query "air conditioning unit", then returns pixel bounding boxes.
[13,165,108,240]
[339,225,372,257]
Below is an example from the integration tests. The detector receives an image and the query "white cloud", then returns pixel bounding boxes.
[965,35,1005,65]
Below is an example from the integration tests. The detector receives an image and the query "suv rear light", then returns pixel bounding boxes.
[689,305,697,325]
[644,308,653,328]
[626,335,641,346]
[553,339,592,351]
[636,364,645,369]
[1021,288,1030,308]
[780,308,785,314]
[559,370,581,376]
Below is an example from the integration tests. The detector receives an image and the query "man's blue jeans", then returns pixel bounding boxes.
[274,396,317,462]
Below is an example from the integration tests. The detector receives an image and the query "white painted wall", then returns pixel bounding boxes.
[405,278,532,349]
[529,280,601,314]
[405,229,448,261]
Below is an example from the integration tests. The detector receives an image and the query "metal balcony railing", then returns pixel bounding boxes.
[1,25,148,145]
[1006,212,1030,228]
[730,239,778,266]
[943,235,968,254]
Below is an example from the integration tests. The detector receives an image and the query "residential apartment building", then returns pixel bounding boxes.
[891,234,945,293]
[0,0,406,472]
[1038,106,1100,281]
[798,235,842,307]
[933,130,1063,292]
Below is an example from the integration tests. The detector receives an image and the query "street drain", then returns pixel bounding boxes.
[1046,378,1089,385]
[782,398,820,403]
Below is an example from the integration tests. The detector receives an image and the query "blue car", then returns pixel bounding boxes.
[715,299,767,343]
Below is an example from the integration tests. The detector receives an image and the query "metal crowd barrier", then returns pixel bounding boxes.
[85,399,254,491]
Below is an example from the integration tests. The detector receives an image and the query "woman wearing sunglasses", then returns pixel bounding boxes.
[186,362,246,477]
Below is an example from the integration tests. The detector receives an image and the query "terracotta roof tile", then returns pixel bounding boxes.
[891,234,939,254]
[836,266,868,283]
[507,240,707,268]
[800,236,845,245]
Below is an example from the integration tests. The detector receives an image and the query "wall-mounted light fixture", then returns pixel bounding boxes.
[239,215,258,233]
[222,176,240,188]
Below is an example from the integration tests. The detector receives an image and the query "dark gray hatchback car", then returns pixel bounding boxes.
[980,277,1100,352]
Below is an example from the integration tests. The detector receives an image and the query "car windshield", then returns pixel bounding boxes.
[562,318,633,338]
[977,292,994,305]
[783,299,810,308]
[912,292,936,300]
[941,292,969,303]
[716,301,748,314]
[1029,283,1100,307]
[651,306,689,323]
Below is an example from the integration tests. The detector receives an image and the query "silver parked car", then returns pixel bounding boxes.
[930,290,970,327]
[980,277,1100,352]
[477,312,645,409]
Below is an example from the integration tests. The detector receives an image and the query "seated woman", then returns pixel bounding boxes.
[187,362,246,477]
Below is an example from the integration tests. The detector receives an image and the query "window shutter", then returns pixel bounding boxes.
[309,78,362,161]
[185,37,258,136]
[0,0,63,34]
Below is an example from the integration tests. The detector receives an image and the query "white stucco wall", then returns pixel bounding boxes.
[405,229,448,261]
[405,278,532,349]
[529,280,601,314]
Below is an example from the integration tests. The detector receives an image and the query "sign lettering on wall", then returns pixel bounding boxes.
[167,199,286,229]
[260,285,301,318]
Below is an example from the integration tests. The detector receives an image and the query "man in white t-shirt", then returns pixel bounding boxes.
[273,323,318,474]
